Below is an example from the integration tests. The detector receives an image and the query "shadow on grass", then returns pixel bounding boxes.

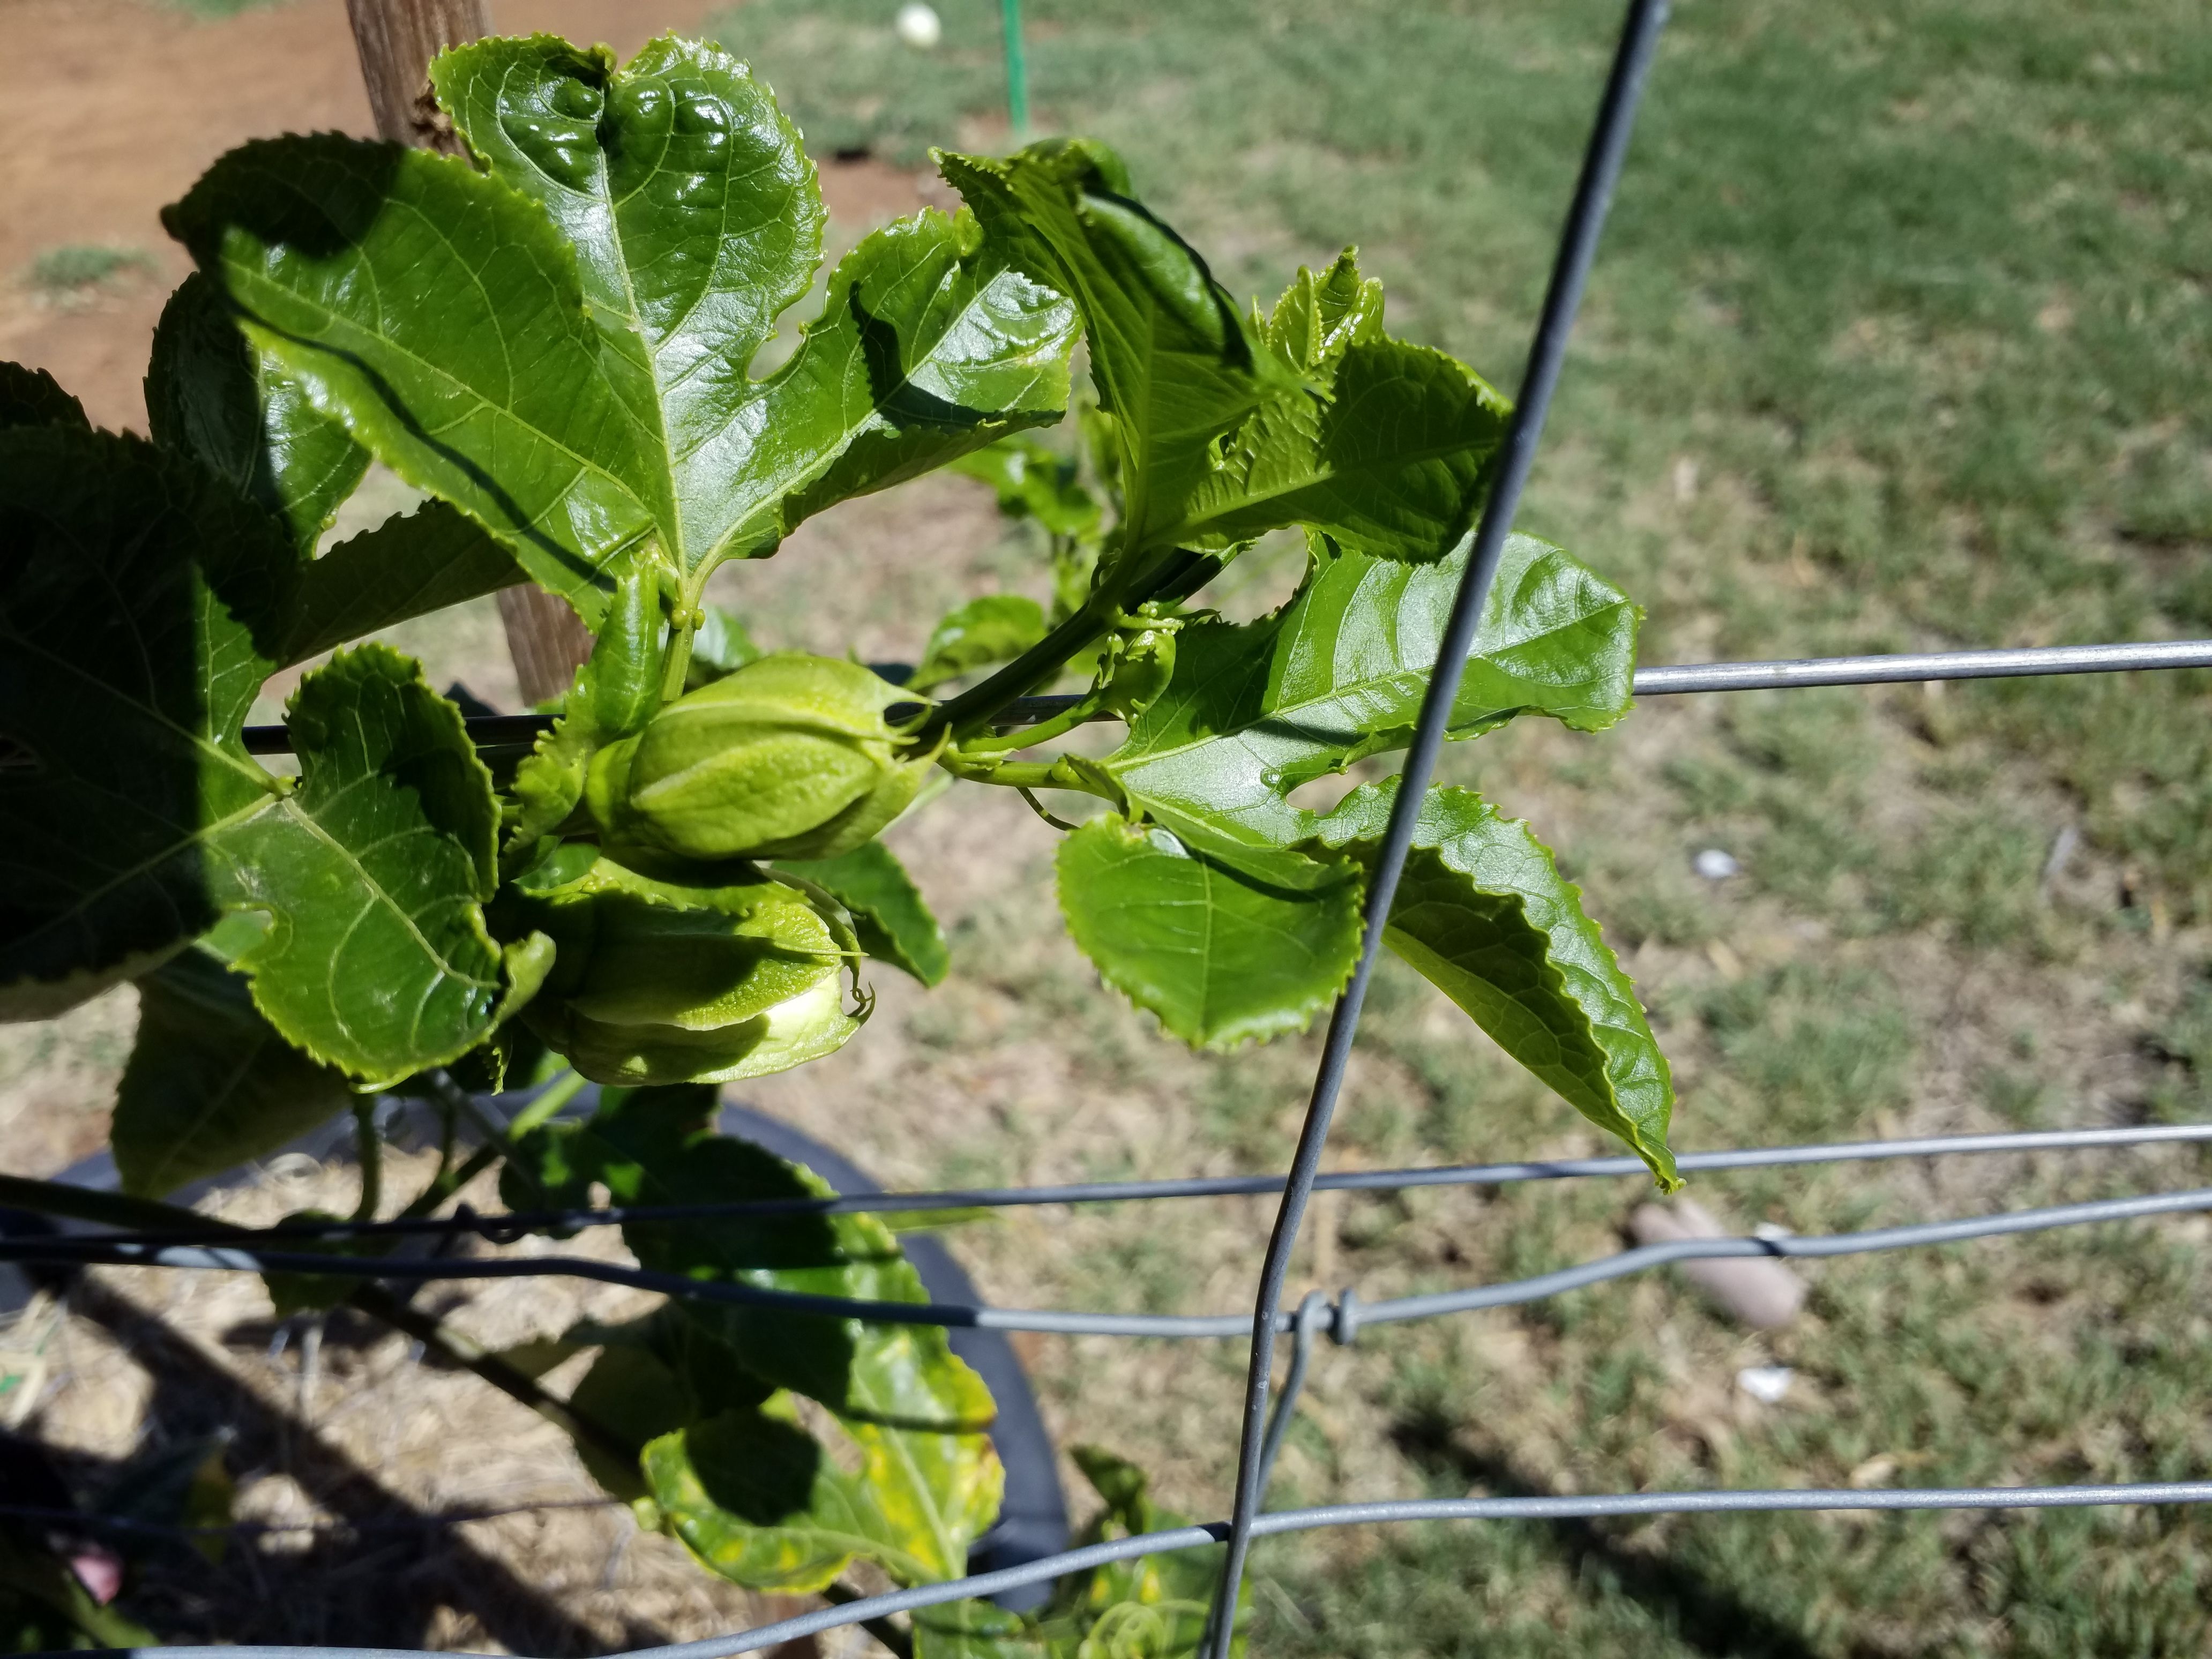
[1389,1409,1821,1659]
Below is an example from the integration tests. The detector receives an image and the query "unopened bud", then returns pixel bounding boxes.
[509,847,866,1086]
[587,654,934,862]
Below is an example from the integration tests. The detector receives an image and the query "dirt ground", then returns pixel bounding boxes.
[0,0,938,434]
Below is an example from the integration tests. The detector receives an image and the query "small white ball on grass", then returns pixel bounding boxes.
[896,2,943,49]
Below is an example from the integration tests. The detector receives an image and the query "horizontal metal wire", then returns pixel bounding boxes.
[116,1477,2212,1659]
[11,1120,2204,1250]
[1632,638,2212,694]
[232,638,2212,755]
[15,1183,2209,1342]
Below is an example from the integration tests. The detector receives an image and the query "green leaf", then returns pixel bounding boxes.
[503,570,671,856]
[0,424,292,1020]
[563,1306,775,1496]
[936,162,1505,587]
[111,943,354,1198]
[938,140,1294,582]
[1051,1446,1242,1657]
[0,360,89,432]
[1311,780,1677,1187]
[214,645,507,1082]
[507,1087,1002,1592]
[506,1085,995,1431]
[907,1448,1245,1659]
[645,1392,1000,1593]
[1103,530,1641,855]
[1055,816,1362,1049]
[776,842,950,985]
[912,1600,1040,1659]
[1159,252,1511,562]
[145,272,369,555]
[274,499,525,666]
[164,133,663,625]
[948,435,1102,540]
[908,594,1050,692]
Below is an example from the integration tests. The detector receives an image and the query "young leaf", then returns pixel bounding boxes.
[504,570,669,855]
[1159,252,1511,563]
[145,272,368,556]
[0,360,89,432]
[112,943,354,1198]
[645,1395,1001,1593]
[506,1086,996,1431]
[908,594,1050,692]
[776,842,951,985]
[273,500,526,666]
[938,140,1294,584]
[1311,780,1677,1187]
[938,157,1507,586]
[1055,816,1362,1049]
[1103,530,1641,854]
[0,425,291,1020]
[215,645,507,1082]
[1049,1446,1245,1657]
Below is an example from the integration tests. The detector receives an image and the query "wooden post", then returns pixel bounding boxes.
[341,0,595,705]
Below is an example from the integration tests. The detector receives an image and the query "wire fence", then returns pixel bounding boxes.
[10,0,2212,1651]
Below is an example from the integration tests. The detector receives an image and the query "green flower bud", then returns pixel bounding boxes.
[586,653,936,862]
[507,847,868,1086]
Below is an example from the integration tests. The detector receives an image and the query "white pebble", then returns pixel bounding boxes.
[1693,847,1740,880]
[1736,1364,1794,1404]
[896,3,943,48]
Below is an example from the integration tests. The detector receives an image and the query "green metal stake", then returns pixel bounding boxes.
[1001,0,1030,137]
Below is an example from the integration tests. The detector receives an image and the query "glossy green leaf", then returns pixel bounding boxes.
[909,594,1050,692]
[0,360,89,432]
[1311,780,1677,1187]
[112,942,354,1197]
[274,499,525,667]
[145,272,368,555]
[169,37,1079,676]
[938,140,1293,583]
[776,842,950,985]
[214,645,507,1082]
[165,133,663,624]
[506,1085,995,1431]
[1055,815,1362,1049]
[1103,530,1641,855]
[0,425,290,1021]
[646,1392,1000,1593]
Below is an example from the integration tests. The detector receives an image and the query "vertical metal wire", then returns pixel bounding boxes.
[1197,1,1675,1647]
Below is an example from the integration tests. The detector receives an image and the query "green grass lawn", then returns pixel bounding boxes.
[704,1,2212,1652]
